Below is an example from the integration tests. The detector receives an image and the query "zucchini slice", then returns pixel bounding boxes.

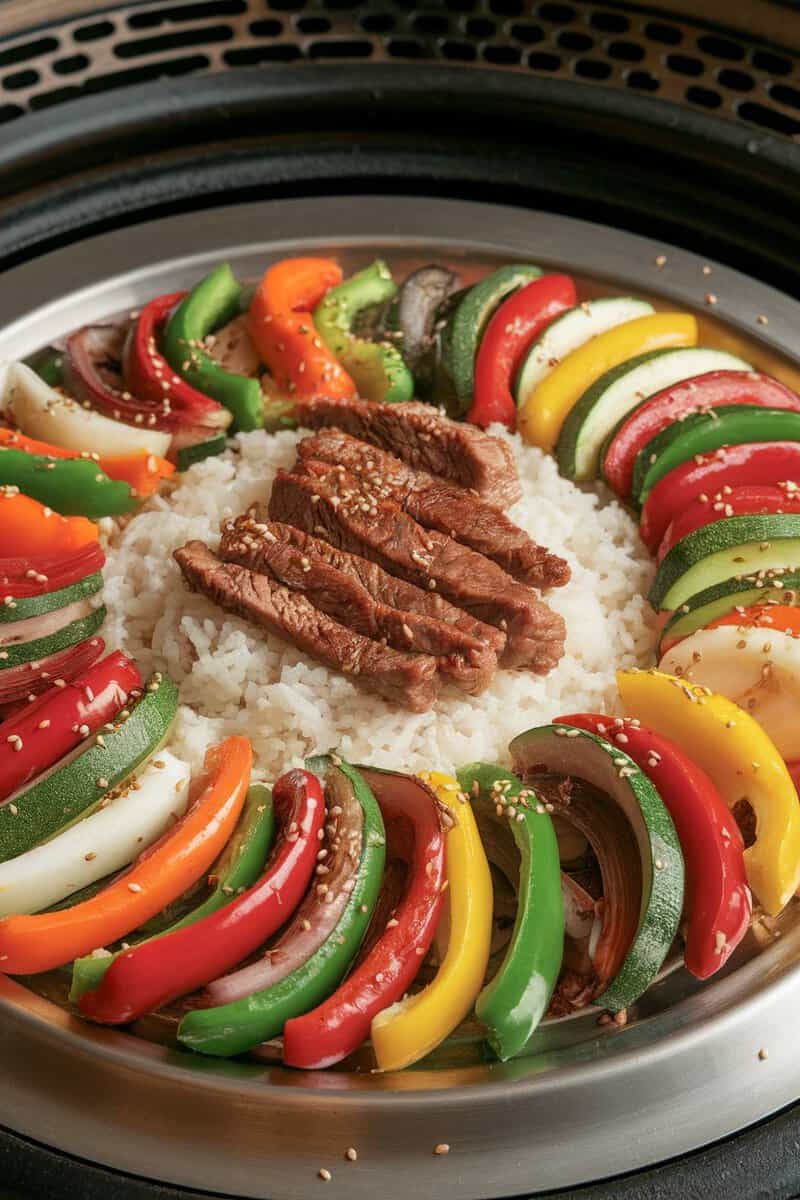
[558,347,750,483]
[634,404,800,505]
[0,605,105,670]
[438,263,542,416]
[509,724,684,1013]
[514,296,654,414]
[0,672,178,863]
[651,514,800,612]
[657,570,800,656]
[0,573,103,625]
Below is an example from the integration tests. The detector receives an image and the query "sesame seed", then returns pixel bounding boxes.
[704,292,718,306]
[654,254,666,268]
[127,882,142,893]
[434,1143,450,1156]
[345,1148,358,1162]
[318,1168,332,1182]
[758,1047,769,1061]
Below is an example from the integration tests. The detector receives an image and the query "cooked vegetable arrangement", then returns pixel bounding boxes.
[0,249,799,1077]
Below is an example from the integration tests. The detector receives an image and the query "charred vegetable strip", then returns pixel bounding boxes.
[0,672,177,864]
[371,771,492,1072]
[0,651,140,805]
[72,782,276,1004]
[618,668,800,915]
[457,763,563,1060]
[0,448,135,518]
[0,489,98,558]
[510,725,684,1012]
[177,758,384,1058]
[162,267,263,433]
[466,274,576,429]
[314,261,414,404]
[283,766,445,1070]
[0,735,251,974]
[0,751,190,918]
[558,714,751,979]
[249,257,355,401]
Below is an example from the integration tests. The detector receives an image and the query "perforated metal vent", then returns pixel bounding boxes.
[0,0,799,138]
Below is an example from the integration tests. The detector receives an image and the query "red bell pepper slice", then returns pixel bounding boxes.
[466,274,576,429]
[639,442,800,555]
[656,483,800,563]
[122,292,231,445]
[705,603,800,638]
[603,370,800,501]
[0,636,105,707]
[248,258,356,400]
[79,767,323,1024]
[0,542,105,599]
[282,766,445,1070]
[558,713,751,979]
[0,735,252,975]
[0,651,141,804]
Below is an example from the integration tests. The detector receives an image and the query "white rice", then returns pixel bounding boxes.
[100,426,656,781]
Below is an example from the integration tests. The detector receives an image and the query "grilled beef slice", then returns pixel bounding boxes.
[236,518,505,657]
[219,515,498,694]
[296,429,570,588]
[174,541,440,712]
[293,397,521,508]
[268,466,566,672]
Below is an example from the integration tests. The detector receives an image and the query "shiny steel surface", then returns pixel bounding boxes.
[1,197,800,1197]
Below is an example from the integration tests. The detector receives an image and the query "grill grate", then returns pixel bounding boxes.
[0,0,799,137]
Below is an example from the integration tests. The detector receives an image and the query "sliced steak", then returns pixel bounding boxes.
[269,466,566,672]
[219,515,498,694]
[174,541,440,712]
[294,397,521,508]
[237,518,505,657]
[296,429,570,588]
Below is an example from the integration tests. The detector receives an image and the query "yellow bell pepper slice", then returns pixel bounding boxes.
[518,312,698,451]
[370,771,493,1072]
[618,667,800,915]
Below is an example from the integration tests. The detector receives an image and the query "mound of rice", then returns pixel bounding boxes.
[101,427,656,780]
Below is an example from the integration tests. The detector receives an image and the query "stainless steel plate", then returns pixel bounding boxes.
[1,197,800,1199]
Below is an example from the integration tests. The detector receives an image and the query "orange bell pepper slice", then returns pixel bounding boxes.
[0,735,252,975]
[0,489,98,557]
[248,257,356,400]
[0,429,174,499]
[706,603,800,639]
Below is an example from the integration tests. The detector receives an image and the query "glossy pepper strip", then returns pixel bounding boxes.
[371,770,493,1072]
[639,442,800,555]
[78,769,317,1022]
[123,291,232,442]
[0,637,105,708]
[707,603,800,637]
[466,274,576,429]
[72,782,276,1003]
[0,429,174,498]
[162,268,263,434]
[0,490,98,558]
[0,735,251,975]
[177,759,385,1058]
[0,542,105,600]
[657,484,800,565]
[314,261,414,404]
[0,651,140,805]
[558,713,751,979]
[282,766,445,1070]
[248,257,356,401]
[457,763,563,1060]
[517,312,698,451]
[618,668,800,915]
[602,370,800,501]
[0,449,135,519]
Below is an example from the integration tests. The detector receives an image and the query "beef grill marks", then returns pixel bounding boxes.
[296,429,570,589]
[174,541,440,712]
[219,515,498,694]
[269,463,566,672]
[293,397,522,509]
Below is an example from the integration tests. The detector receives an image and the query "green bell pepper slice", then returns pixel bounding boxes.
[69,783,275,1000]
[177,757,385,1057]
[457,762,563,1061]
[0,450,135,518]
[23,345,64,388]
[314,260,414,404]
[162,263,264,433]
